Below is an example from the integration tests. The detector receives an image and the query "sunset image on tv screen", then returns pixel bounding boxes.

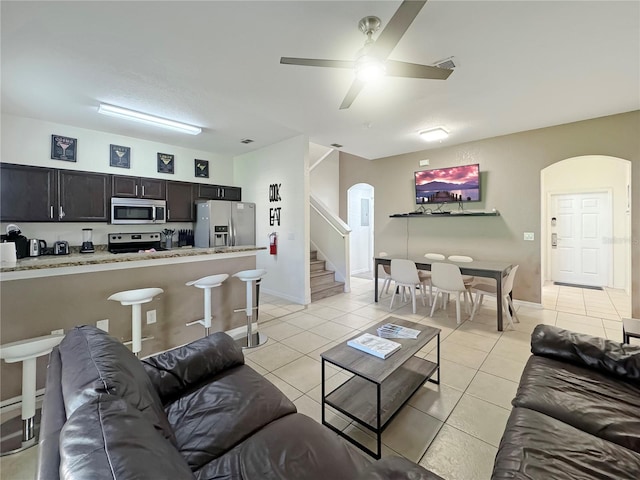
[415,164,480,204]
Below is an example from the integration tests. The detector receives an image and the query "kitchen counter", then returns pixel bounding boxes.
[1,245,265,401]
[0,246,266,280]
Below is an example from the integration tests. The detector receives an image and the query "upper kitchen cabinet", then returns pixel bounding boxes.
[197,184,241,202]
[0,163,57,222]
[166,181,194,222]
[112,175,165,200]
[58,171,111,222]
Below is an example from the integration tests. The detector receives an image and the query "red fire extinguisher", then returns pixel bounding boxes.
[269,232,277,255]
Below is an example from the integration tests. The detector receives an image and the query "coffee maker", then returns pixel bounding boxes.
[80,228,95,253]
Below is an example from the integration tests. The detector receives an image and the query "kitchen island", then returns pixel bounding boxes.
[0,246,266,402]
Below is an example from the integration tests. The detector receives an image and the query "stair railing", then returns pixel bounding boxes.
[310,195,351,293]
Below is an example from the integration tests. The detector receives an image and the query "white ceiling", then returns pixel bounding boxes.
[2,1,639,160]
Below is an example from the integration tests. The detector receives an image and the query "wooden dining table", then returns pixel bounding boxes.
[374,256,514,331]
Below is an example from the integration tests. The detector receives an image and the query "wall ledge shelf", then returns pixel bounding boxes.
[390,211,500,218]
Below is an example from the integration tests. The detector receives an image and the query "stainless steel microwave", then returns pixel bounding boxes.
[110,197,166,224]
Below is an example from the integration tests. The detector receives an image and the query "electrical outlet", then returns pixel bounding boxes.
[146,310,157,324]
[51,329,64,335]
[524,232,535,241]
[96,319,109,332]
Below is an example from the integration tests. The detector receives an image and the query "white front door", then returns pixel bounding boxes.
[550,192,611,287]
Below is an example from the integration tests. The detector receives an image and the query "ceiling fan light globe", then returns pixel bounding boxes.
[355,58,386,82]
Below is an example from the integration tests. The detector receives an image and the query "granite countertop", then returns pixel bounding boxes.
[0,245,266,273]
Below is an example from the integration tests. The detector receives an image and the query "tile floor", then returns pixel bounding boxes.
[0,280,632,480]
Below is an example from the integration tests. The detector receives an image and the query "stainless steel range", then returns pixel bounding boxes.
[108,232,165,254]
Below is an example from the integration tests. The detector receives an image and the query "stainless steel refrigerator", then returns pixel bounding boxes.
[194,200,256,248]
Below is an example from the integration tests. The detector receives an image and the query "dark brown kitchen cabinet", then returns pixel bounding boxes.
[197,184,241,201]
[58,171,110,222]
[112,175,165,200]
[0,163,57,222]
[166,181,194,222]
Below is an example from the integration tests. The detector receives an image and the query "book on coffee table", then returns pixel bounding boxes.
[347,333,401,359]
[376,323,421,339]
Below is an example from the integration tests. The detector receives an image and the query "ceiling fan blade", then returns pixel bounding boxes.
[385,60,452,79]
[373,0,427,59]
[280,57,354,69]
[339,79,365,110]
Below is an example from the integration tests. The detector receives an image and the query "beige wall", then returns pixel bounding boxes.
[0,255,255,401]
[339,111,640,316]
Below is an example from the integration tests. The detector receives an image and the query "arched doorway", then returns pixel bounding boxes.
[347,183,374,277]
[541,155,632,293]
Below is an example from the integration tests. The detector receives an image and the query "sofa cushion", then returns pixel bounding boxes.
[194,413,371,480]
[531,324,640,383]
[58,326,175,444]
[167,363,297,470]
[142,332,244,405]
[513,355,640,453]
[492,407,640,480]
[59,395,194,480]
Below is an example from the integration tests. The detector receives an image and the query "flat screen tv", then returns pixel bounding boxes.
[415,163,480,204]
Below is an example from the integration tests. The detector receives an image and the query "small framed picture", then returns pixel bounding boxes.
[110,144,130,168]
[194,159,209,178]
[51,135,77,162]
[157,153,175,174]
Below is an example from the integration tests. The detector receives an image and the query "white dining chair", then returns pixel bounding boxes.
[429,262,468,325]
[470,265,520,329]
[390,259,425,314]
[378,252,393,298]
[418,253,445,306]
[447,255,476,308]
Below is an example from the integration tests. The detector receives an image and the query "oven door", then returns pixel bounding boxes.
[111,198,167,224]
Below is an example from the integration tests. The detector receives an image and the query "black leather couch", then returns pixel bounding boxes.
[492,324,640,479]
[38,326,441,480]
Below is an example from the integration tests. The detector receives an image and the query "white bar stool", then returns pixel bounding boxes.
[108,287,163,357]
[233,269,268,349]
[185,274,229,337]
[0,333,64,455]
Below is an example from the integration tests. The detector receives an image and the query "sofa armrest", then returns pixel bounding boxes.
[37,347,65,480]
[142,332,244,404]
[531,324,640,383]
[355,456,444,480]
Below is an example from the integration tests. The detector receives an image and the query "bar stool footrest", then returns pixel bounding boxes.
[123,336,154,347]
[235,332,268,350]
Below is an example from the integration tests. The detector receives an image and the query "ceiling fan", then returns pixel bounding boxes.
[280,0,452,110]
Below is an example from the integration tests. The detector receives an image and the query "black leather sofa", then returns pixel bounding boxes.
[38,326,441,480]
[492,324,640,479]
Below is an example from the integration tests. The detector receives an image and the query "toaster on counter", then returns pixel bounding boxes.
[53,241,70,255]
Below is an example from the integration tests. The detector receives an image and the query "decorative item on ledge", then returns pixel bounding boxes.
[157,153,175,174]
[110,144,131,168]
[194,159,209,178]
[51,135,77,162]
[390,210,500,218]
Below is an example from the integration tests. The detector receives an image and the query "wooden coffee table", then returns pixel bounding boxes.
[320,317,440,459]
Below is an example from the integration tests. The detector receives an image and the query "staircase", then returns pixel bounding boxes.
[310,251,344,302]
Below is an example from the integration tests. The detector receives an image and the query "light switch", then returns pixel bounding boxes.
[523,232,535,241]
[146,310,157,324]
[96,319,109,332]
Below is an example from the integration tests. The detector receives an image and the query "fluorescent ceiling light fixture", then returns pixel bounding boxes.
[97,103,202,135]
[419,127,449,142]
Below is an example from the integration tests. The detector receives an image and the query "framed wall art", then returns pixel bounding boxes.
[51,135,77,162]
[157,153,175,174]
[194,159,209,178]
[110,144,131,168]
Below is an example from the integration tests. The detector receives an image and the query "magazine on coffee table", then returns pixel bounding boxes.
[347,333,401,359]
[376,323,421,339]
